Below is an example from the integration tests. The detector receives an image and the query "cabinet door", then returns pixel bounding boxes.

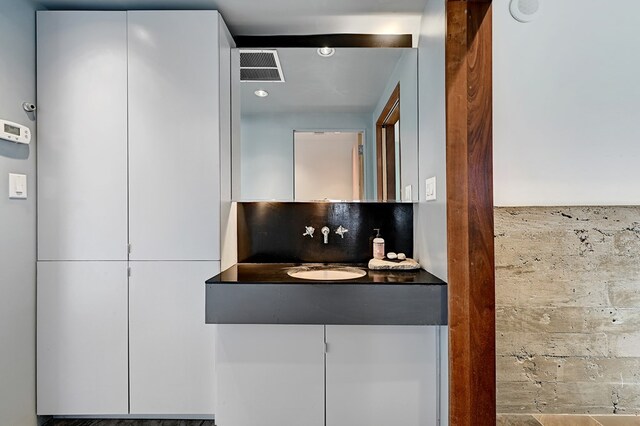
[215,325,325,426]
[37,11,128,261]
[37,262,128,415]
[129,261,219,415]
[326,326,438,426]
[128,11,221,261]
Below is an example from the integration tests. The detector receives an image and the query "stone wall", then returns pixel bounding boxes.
[495,207,640,414]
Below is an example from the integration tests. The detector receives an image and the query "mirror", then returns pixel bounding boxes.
[232,47,418,202]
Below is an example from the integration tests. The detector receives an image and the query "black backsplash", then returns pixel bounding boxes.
[237,202,413,263]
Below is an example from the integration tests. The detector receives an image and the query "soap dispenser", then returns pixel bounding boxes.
[373,229,385,260]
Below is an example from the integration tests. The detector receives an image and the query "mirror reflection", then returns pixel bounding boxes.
[294,131,365,201]
[234,47,418,202]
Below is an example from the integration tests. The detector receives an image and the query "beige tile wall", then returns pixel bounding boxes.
[495,207,640,414]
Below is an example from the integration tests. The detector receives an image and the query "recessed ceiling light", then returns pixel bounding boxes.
[254,89,269,98]
[317,47,335,57]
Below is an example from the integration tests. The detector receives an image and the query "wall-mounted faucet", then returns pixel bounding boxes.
[335,225,348,238]
[321,226,330,244]
[305,225,347,244]
[303,226,315,238]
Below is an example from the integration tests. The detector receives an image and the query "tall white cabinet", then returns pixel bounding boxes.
[128,11,222,262]
[37,11,128,262]
[37,262,129,414]
[129,261,219,415]
[36,10,232,416]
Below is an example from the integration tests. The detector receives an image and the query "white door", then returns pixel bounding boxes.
[215,325,325,426]
[326,326,439,426]
[127,11,221,261]
[294,131,362,201]
[129,261,219,415]
[37,11,128,261]
[37,262,128,415]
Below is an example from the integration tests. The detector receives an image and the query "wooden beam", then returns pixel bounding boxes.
[446,1,495,425]
[234,34,413,49]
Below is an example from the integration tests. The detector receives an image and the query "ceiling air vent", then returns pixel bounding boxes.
[239,49,285,82]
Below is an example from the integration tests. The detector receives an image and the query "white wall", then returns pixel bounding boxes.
[372,49,419,201]
[0,1,39,425]
[494,0,640,206]
[414,5,449,422]
[294,132,359,201]
[240,112,373,200]
[414,0,447,282]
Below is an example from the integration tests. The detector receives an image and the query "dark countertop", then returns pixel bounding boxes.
[206,263,446,285]
[206,263,447,326]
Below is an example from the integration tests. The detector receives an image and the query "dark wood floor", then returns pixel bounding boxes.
[44,420,215,426]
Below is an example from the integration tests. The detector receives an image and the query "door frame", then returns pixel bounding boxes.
[375,83,401,201]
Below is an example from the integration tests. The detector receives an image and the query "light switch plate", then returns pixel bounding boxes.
[425,176,436,201]
[404,185,412,202]
[9,173,27,199]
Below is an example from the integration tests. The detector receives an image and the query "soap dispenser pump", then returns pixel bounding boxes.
[373,228,385,260]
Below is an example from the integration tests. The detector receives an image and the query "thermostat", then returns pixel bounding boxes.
[0,119,31,145]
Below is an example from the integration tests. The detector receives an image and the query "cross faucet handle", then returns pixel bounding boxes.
[303,226,315,238]
[335,225,348,238]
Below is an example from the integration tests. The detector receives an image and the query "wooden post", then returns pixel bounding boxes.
[446,1,495,425]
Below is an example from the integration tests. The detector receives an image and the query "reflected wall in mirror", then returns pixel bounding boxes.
[294,131,365,201]
[233,47,418,202]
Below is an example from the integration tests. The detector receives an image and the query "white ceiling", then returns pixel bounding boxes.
[241,48,411,115]
[34,0,428,44]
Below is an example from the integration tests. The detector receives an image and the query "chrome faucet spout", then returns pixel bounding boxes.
[321,226,330,244]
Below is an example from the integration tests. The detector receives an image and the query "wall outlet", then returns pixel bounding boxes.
[9,173,27,199]
[425,177,436,201]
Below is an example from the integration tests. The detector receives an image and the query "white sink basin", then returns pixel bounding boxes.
[287,267,366,281]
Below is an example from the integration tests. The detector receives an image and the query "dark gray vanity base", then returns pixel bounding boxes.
[205,264,447,326]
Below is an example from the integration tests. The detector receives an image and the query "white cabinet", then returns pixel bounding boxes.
[128,11,223,261]
[37,10,228,264]
[325,326,439,426]
[36,262,129,415]
[36,10,231,417]
[37,11,128,261]
[215,325,325,426]
[215,325,439,426]
[129,261,219,415]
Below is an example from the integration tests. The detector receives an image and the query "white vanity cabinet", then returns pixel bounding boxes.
[215,325,326,426]
[215,325,440,426]
[325,326,439,426]
[36,10,232,416]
